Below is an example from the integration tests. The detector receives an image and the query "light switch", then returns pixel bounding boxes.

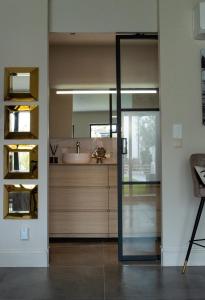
[20,227,29,240]
[172,124,183,148]
[172,124,182,139]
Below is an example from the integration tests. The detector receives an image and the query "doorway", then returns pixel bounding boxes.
[48,32,160,264]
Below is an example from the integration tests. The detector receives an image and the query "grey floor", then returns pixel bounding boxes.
[0,241,205,300]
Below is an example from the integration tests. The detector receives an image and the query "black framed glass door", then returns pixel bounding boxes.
[116,34,161,261]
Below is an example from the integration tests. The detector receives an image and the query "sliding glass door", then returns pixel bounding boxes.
[116,34,161,260]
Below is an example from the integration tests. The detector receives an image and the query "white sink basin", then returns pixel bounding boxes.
[62,153,91,164]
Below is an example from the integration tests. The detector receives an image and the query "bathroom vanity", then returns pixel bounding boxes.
[49,163,117,237]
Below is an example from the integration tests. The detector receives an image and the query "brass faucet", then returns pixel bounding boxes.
[76,141,80,154]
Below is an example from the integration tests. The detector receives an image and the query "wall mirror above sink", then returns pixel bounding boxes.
[50,89,159,139]
[50,90,117,139]
[4,105,38,139]
[4,67,38,101]
[72,94,117,138]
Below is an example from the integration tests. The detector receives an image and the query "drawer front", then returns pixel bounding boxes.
[108,166,117,187]
[50,165,108,187]
[49,187,109,211]
[108,211,118,234]
[109,187,118,210]
[50,211,108,234]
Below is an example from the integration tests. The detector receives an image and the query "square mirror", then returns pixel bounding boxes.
[4,184,38,219]
[4,67,38,101]
[4,105,38,139]
[4,145,38,179]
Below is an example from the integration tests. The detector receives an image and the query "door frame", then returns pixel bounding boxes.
[116,33,160,261]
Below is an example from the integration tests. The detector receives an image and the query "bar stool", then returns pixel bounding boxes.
[182,154,205,274]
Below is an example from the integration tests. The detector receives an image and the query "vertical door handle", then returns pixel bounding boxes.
[121,138,127,155]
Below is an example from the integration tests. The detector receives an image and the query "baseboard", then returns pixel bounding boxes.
[0,249,48,267]
[161,246,205,266]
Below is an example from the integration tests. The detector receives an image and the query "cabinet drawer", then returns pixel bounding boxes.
[50,211,108,234]
[108,166,117,187]
[108,211,118,235]
[50,165,108,187]
[49,187,108,211]
[109,187,117,210]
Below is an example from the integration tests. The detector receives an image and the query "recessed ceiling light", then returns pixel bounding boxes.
[56,89,158,95]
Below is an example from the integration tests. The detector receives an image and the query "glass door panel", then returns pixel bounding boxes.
[122,111,160,183]
[116,34,160,260]
[122,183,160,257]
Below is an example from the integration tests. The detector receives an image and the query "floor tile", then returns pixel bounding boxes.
[50,242,104,267]
[1,242,205,300]
[0,266,104,300]
[104,265,205,299]
[102,241,119,265]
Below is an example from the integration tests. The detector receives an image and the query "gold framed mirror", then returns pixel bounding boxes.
[4,105,38,139]
[4,145,38,179]
[4,184,38,219]
[4,67,38,101]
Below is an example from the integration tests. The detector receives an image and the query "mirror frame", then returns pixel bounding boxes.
[4,67,39,101]
[4,184,38,219]
[4,145,38,179]
[4,105,39,139]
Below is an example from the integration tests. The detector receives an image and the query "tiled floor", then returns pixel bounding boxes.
[0,241,205,300]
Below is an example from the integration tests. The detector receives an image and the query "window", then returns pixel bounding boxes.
[90,124,117,138]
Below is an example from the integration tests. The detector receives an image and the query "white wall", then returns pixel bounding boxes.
[50,45,115,89]
[159,0,205,266]
[0,0,48,267]
[2,0,203,268]
[49,44,158,89]
[49,0,158,33]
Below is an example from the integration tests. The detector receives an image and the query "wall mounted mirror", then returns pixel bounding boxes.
[4,184,38,219]
[4,105,38,139]
[50,90,159,139]
[4,145,38,179]
[4,67,38,101]
[72,94,115,138]
[50,92,117,138]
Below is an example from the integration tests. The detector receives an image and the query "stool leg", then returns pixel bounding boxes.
[182,197,205,274]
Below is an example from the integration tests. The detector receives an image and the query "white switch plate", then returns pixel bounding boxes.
[20,227,29,240]
[172,124,182,139]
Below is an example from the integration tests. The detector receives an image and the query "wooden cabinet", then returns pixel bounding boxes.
[49,164,117,238]
[50,165,108,187]
[50,187,109,211]
[108,166,118,237]
[108,211,118,236]
[50,211,108,236]
[109,187,118,210]
[108,165,117,187]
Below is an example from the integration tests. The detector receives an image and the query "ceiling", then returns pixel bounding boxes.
[49,33,158,46]
[49,33,115,46]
